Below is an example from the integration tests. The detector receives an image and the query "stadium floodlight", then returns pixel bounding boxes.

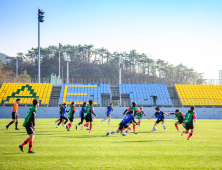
[58,43,62,78]
[38,9,44,22]
[38,8,45,83]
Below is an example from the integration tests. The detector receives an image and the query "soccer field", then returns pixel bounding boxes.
[0,119,221,170]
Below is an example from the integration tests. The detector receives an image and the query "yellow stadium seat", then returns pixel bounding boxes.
[0,83,53,105]
[175,84,222,106]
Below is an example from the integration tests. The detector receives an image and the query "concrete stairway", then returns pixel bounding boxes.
[167,86,182,107]
[49,86,61,106]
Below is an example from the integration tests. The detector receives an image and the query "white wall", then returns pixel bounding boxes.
[0,107,222,119]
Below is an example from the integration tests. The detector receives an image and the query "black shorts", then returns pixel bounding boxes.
[156,118,165,124]
[69,117,74,122]
[186,122,194,130]
[107,113,110,117]
[12,112,18,119]
[85,114,93,122]
[178,118,184,124]
[25,126,35,135]
[118,123,128,131]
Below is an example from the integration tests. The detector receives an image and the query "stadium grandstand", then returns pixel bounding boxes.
[0,83,52,105]
[0,81,222,108]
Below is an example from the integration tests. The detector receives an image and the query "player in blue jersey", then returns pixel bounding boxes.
[106,110,139,136]
[148,107,170,132]
[101,103,115,124]
[76,102,89,130]
[56,103,68,128]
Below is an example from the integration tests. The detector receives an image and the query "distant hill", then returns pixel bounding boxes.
[0,53,10,63]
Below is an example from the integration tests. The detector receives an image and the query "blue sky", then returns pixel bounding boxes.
[0,0,222,79]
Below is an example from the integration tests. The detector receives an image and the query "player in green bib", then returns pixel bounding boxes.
[19,99,39,154]
[171,109,186,132]
[136,108,146,125]
[122,102,141,134]
[66,102,77,131]
[181,106,197,140]
[81,100,97,133]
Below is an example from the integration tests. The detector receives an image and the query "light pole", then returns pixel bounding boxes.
[119,54,122,85]
[38,8,44,83]
[63,52,70,84]
[119,54,123,107]
[58,43,61,78]
[16,58,18,77]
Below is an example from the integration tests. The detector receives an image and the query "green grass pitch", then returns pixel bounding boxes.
[0,119,221,170]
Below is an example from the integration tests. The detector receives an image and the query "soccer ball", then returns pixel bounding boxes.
[153,127,157,131]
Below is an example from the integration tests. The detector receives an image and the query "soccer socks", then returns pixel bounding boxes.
[22,138,30,147]
[83,124,87,127]
[15,122,18,129]
[175,125,179,130]
[56,119,60,122]
[103,118,107,121]
[90,125,92,131]
[62,120,64,124]
[108,117,111,122]
[122,128,126,131]
[184,131,189,134]
[188,132,193,139]
[124,129,130,134]
[110,130,116,134]
[137,122,140,125]
[162,124,166,130]
[7,121,14,127]
[29,141,33,151]
[133,126,136,132]
[68,123,72,129]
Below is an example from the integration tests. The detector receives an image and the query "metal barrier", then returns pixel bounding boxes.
[1,77,221,86]
[1,97,222,108]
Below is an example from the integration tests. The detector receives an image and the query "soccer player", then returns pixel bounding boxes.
[56,103,68,128]
[66,102,77,131]
[55,106,64,124]
[181,106,197,140]
[106,110,139,137]
[19,99,39,153]
[122,101,141,134]
[173,109,186,132]
[6,98,21,130]
[122,101,141,117]
[81,100,97,133]
[76,102,89,130]
[148,107,170,132]
[132,107,146,134]
[101,103,115,124]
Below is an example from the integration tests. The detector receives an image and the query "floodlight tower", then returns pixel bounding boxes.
[63,52,71,84]
[38,8,44,83]
[119,54,123,106]
[58,43,62,78]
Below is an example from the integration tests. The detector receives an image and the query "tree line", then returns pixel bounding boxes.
[0,44,204,85]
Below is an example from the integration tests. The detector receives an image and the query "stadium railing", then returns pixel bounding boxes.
[1,77,221,86]
[1,97,222,107]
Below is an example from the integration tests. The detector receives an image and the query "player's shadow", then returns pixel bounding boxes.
[0,153,22,155]
[35,134,53,136]
[6,132,25,134]
[117,140,173,143]
[138,131,172,133]
[60,135,108,138]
